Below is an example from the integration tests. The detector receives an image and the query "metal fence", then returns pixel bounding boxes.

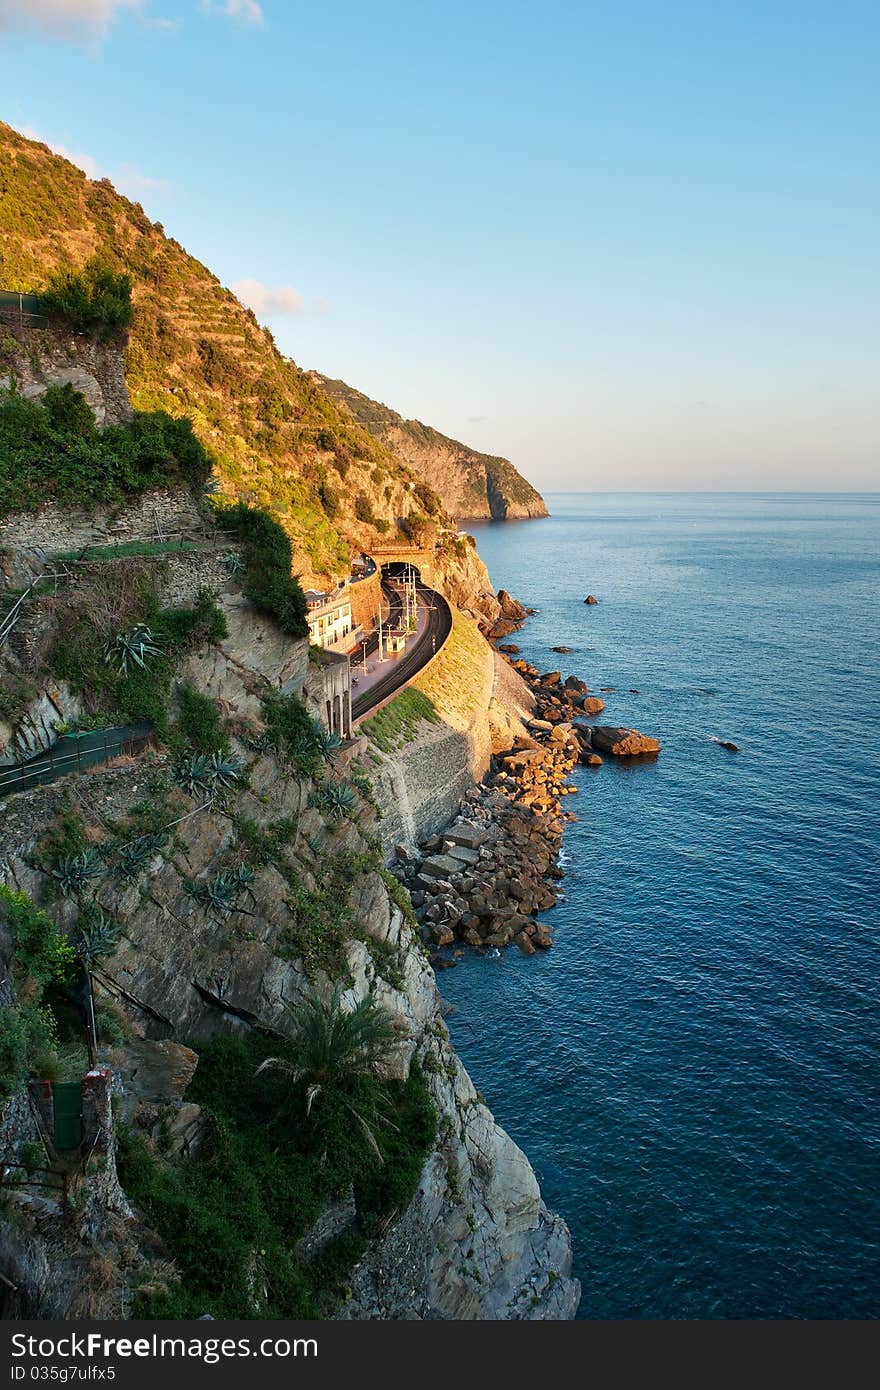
[0,722,156,800]
[0,290,47,329]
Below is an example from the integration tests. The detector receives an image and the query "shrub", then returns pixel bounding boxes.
[261,692,322,775]
[39,257,134,335]
[175,685,229,754]
[0,1005,56,1104]
[0,390,213,517]
[43,382,97,440]
[117,1029,435,1318]
[0,886,75,990]
[49,585,226,733]
[0,887,72,1101]
[354,493,376,526]
[214,502,307,638]
[412,481,442,516]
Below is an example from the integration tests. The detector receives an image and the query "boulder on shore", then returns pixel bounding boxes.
[589,725,660,757]
[497,589,528,620]
[579,696,605,714]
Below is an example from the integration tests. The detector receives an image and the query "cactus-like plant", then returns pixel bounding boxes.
[76,910,120,966]
[103,623,162,675]
[48,849,105,897]
[315,727,344,767]
[115,832,169,881]
[207,750,244,790]
[315,780,358,821]
[172,750,244,799]
[243,728,273,753]
[188,862,254,912]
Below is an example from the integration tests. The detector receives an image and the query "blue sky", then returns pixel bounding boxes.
[1,0,878,490]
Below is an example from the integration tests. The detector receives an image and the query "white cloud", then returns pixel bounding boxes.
[0,1,140,39]
[201,0,263,24]
[20,125,169,203]
[115,163,170,197]
[234,279,305,317]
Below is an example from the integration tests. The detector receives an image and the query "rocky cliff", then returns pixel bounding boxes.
[0,554,578,1320]
[310,373,548,520]
[0,122,544,595]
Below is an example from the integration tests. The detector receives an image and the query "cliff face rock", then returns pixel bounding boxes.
[0,322,133,428]
[0,743,578,1320]
[310,373,548,521]
[0,578,578,1320]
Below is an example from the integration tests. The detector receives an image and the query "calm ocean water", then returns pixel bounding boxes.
[442,493,880,1319]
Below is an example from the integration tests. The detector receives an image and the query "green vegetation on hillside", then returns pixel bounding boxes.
[39,257,133,336]
[313,372,547,519]
[0,886,75,1102]
[0,384,211,516]
[361,688,440,753]
[0,121,445,576]
[214,500,308,638]
[49,578,227,733]
[117,1029,436,1318]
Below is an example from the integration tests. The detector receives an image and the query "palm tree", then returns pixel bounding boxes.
[256,984,400,1157]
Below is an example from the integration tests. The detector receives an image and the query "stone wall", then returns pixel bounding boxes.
[365,619,502,855]
[347,568,382,631]
[0,322,132,428]
[0,489,207,564]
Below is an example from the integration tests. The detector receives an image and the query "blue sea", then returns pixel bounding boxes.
[442,493,880,1319]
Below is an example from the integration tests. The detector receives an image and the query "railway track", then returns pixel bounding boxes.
[351,583,452,722]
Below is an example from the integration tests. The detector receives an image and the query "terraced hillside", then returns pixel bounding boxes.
[0,122,436,580]
[312,372,548,520]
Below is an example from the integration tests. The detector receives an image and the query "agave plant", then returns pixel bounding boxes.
[222,550,244,575]
[115,832,169,881]
[48,848,105,897]
[315,727,344,767]
[315,780,358,821]
[189,872,240,912]
[103,623,162,675]
[256,984,400,1157]
[189,862,254,912]
[172,750,244,799]
[76,910,120,966]
[242,727,274,753]
[230,862,256,888]
[206,750,244,791]
[287,725,321,771]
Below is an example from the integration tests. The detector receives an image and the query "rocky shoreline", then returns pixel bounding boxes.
[393,591,660,957]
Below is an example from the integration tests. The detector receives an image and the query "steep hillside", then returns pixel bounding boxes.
[311,372,548,520]
[0,122,458,583]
